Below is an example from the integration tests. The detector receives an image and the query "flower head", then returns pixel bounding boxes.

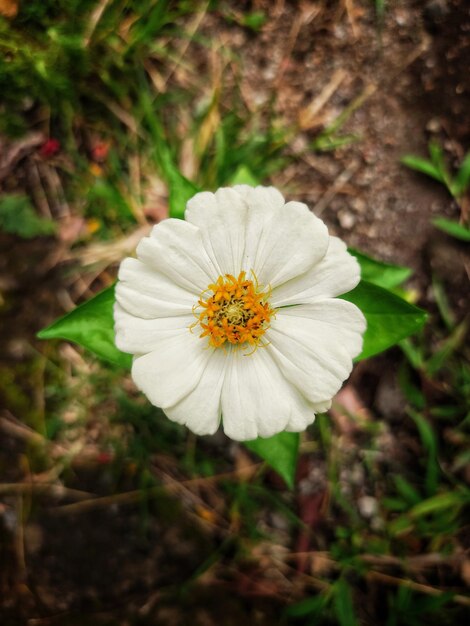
[39,138,60,159]
[193,270,274,349]
[114,186,366,441]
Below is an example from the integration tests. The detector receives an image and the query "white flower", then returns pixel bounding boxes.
[114,186,366,441]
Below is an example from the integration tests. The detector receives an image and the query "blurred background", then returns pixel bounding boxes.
[0,1,469,624]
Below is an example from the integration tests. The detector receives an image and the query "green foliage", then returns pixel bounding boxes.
[341,281,427,360]
[311,87,369,152]
[386,587,455,626]
[385,272,470,562]
[240,11,267,32]
[0,194,56,238]
[349,249,412,290]
[136,84,200,219]
[199,108,287,189]
[401,141,470,200]
[285,579,360,626]
[408,409,440,496]
[399,278,469,427]
[86,174,136,229]
[0,0,190,136]
[229,164,260,187]
[333,578,360,626]
[245,432,299,488]
[285,591,330,619]
[402,141,451,189]
[38,284,132,368]
[312,132,360,152]
[432,217,470,242]
[452,151,470,198]
[388,487,470,537]
[224,8,267,32]
[374,0,386,20]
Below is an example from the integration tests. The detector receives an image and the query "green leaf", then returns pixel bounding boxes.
[229,164,260,186]
[431,275,456,330]
[374,0,386,20]
[240,11,267,31]
[399,337,425,370]
[312,133,360,152]
[388,487,470,536]
[451,150,470,198]
[333,578,359,626]
[428,139,450,181]
[432,217,470,242]
[394,475,421,506]
[401,155,444,184]
[349,249,412,289]
[286,592,330,617]
[244,431,299,488]
[149,133,199,219]
[87,177,134,222]
[166,167,200,220]
[408,488,469,519]
[341,281,427,360]
[0,194,56,238]
[398,362,425,409]
[426,318,468,375]
[408,409,439,496]
[37,285,132,368]
[138,83,199,219]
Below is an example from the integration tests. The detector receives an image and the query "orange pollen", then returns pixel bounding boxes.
[192,271,274,350]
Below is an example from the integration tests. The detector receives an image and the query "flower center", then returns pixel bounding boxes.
[192,271,274,350]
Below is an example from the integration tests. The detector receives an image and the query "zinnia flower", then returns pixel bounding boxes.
[114,186,366,441]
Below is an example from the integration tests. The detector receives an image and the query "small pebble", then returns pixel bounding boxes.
[358,495,378,518]
[338,210,356,230]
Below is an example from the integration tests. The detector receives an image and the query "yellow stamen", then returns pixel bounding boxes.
[192,271,274,352]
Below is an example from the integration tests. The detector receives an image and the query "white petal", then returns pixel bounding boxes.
[136,219,218,293]
[232,184,285,210]
[185,188,249,276]
[283,397,333,432]
[164,349,227,435]
[116,257,195,319]
[186,187,329,287]
[267,300,366,403]
[271,236,360,307]
[232,186,286,271]
[114,303,194,355]
[220,347,317,441]
[310,399,333,414]
[131,329,212,408]
[244,200,329,288]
